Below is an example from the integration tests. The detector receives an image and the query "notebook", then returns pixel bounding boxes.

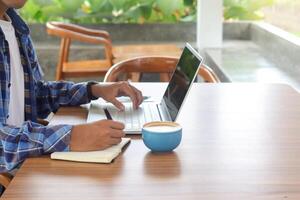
[87,43,203,134]
[51,138,130,163]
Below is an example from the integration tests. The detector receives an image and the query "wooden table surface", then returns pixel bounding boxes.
[3,83,300,200]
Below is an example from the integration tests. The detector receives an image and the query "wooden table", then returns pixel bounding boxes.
[3,83,300,200]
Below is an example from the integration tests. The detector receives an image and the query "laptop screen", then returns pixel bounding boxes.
[162,44,203,121]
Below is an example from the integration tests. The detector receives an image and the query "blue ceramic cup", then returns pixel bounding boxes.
[142,121,182,152]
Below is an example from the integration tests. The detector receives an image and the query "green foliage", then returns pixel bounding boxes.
[20,0,275,23]
[224,0,275,20]
[20,0,197,24]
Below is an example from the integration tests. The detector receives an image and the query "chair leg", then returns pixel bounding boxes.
[55,70,62,81]
[160,73,171,82]
[130,73,141,82]
[56,38,70,81]
[0,173,13,189]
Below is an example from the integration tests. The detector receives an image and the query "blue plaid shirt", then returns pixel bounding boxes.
[0,9,93,172]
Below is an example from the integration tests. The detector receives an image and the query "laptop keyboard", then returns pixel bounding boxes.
[107,103,161,130]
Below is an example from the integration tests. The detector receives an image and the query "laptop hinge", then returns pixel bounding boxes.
[158,100,172,121]
[156,104,163,121]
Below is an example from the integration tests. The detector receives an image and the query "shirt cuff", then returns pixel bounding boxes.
[43,125,72,153]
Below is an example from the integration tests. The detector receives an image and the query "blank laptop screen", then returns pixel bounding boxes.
[162,45,202,121]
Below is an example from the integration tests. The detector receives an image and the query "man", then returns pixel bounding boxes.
[0,0,143,172]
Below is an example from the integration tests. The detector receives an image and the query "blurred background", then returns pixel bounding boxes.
[18,0,300,89]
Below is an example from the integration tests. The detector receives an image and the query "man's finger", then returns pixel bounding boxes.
[110,129,125,138]
[120,83,138,109]
[110,98,125,111]
[131,86,143,106]
[106,120,125,130]
[109,137,122,145]
[94,120,125,130]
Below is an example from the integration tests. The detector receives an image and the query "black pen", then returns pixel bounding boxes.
[104,108,113,120]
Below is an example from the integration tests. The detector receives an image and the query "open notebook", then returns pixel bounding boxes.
[51,138,130,163]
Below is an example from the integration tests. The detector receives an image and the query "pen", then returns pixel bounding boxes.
[104,108,113,120]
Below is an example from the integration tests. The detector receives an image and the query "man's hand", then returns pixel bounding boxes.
[91,81,143,110]
[70,120,125,151]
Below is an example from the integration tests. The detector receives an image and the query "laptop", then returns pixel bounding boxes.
[87,43,203,134]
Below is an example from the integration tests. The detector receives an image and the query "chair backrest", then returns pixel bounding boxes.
[199,64,221,83]
[104,56,220,83]
[46,22,113,60]
[46,22,114,80]
[104,56,177,82]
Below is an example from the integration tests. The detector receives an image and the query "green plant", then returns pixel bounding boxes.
[295,32,300,37]
[20,0,275,23]
[20,0,197,23]
[224,0,275,20]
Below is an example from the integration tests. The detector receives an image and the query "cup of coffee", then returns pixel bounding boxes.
[142,121,182,152]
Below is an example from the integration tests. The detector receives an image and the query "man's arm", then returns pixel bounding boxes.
[0,119,128,173]
[0,121,72,173]
[35,80,94,119]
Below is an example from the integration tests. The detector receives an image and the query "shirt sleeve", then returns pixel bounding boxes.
[35,80,92,119]
[0,121,72,173]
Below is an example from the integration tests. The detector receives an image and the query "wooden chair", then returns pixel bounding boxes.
[104,56,220,83]
[0,173,13,190]
[46,22,182,80]
[46,22,113,80]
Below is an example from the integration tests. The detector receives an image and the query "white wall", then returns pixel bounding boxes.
[197,0,223,49]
